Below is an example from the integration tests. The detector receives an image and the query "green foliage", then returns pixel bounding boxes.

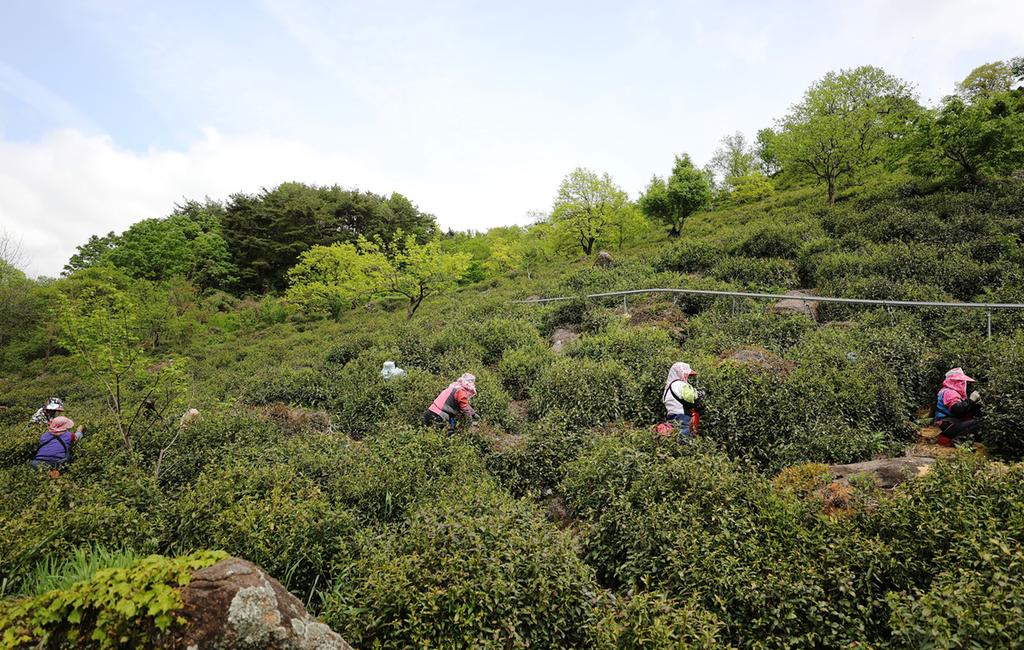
[710,256,798,290]
[908,88,1024,184]
[532,357,631,427]
[775,65,918,203]
[594,591,723,649]
[499,343,556,400]
[16,546,142,598]
[0,551,225,649]
[551,167,633,255]
[222,182,437,293]
[639,154,711,236]
[64,202,238,291]
[322,484,599,649]
[286,241,382,317]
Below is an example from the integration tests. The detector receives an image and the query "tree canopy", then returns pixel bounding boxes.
[550,168,632,255]
[774,65,918,204]
[639,154,711,236]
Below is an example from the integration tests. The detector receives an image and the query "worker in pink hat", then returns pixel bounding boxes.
[31,415,85,474]
[934,367,982,447]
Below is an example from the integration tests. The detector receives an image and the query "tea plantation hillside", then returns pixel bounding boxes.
[4,175,1024,647]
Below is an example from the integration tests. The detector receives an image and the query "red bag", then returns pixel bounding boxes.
[653,422,675,437]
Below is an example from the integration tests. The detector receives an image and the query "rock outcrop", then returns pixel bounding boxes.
[171,557,351,650]
[594,250,616,268]
[720,346,795,375]
[772,290,819,321]
[828,457,936,489]
[550,328,579,353]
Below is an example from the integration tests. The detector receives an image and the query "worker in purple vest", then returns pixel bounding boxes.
[32,416,84,474]
[423,373,480,435]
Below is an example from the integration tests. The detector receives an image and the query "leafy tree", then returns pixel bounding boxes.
[639,155,711,236]
[550,168,631,255]
[364,235,472,319]
[775,66,918,204]
[56,268,188,465]
[728,173,775,205]
[222,183,437,293]
[286,242,385,318]
[956,61,1017,100]
[64,232,118,275]
[709,132,758,190]
[63,201,237,291]
[755,128,782,176]
[909,89,1024,184]
[287,235,470,319]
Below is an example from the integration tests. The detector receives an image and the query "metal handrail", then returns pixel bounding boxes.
[514,287,1024,310]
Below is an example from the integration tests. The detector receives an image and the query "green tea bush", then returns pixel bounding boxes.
[594,591,723,649]
[327,427,490,523]
[732,222,817,259]
[483,412,590,496]
[472,318,542,364]
[165,463,357,598]
[654,240,722,274]
[888,536,1024,648]
[684,308,815,355]
[561,434,889,648]
[566,326,681,423]
[934,331,1024,456]
[322,483,599,649]
[541,298,611,335]
[498,343,557,400]
[0,551,226,649]
[531,357,630,427]
[710,256,798,290]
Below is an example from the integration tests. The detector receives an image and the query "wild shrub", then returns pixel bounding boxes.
[0,551,226,649]
[322,483,599,649]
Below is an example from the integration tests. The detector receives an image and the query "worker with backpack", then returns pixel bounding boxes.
[31,416,85,476]
[423,373,480,435]
[662,362,704,444]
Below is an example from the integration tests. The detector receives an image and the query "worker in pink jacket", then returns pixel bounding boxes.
[423,373,479,435]
[934,367,982,447]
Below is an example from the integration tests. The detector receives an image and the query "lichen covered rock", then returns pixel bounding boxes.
[173,557,351,649]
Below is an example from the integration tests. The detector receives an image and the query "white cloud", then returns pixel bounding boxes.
[0,127,561,278]
[0,129,384,278]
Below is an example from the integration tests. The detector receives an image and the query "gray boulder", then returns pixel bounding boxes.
[772,290,819,321]
[171,557,351,649]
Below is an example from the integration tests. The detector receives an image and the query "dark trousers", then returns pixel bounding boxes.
[423,411,457,435]
[938,417,981,443]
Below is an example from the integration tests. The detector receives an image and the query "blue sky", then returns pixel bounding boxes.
[1,0,1022,276]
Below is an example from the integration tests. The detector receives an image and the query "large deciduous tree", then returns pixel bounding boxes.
[775,66,918,204]
[287,235,470,320]
[550,168,631,255]
[909,88,1024,185]
[639,155,711,237]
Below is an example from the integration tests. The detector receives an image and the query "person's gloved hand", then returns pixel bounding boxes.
[471,411,482,421]
[75,426,85,438]
[970,390,982,403]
